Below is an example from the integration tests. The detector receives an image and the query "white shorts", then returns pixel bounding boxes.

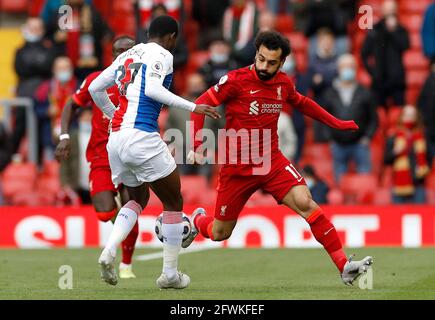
[107,128,176,187]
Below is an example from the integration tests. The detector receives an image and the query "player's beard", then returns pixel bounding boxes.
[254,65,279,81]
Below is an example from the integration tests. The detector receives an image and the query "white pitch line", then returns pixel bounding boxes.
[135,245,219,262]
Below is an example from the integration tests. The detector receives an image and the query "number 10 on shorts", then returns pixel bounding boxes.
[285,164,303,182]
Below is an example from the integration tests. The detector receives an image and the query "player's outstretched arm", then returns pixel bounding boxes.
[54,98,79,161]
[290,91,359,131]
[89,66,117,118]
[144,80,219,119]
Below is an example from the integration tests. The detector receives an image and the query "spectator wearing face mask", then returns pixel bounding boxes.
[308,28,339,142]
[322,54,378,183]
[361,0,410,108]
[34,57,80,201]
[384,105,430,204]
[301,165,329,204]
[13,17,56,157]
[199,39,239,88]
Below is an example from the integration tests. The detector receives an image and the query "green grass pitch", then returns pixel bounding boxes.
[1,247,435,300]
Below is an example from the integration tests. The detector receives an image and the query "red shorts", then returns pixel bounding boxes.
[89,163,117,197]
[214,152,306,221]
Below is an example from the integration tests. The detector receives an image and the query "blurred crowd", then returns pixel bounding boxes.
[0,0,434,206]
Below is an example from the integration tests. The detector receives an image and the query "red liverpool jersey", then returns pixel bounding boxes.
[72,71,119,166]
[193,65,307,169]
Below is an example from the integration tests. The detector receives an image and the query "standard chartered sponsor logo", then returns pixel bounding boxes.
[249,101,260,115]
[261,103,282,113]
[249,101,282,115]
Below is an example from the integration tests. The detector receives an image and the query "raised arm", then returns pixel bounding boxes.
[288,85,359,131]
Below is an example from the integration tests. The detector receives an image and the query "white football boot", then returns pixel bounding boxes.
[119,262,136,279]
[156,272,191,289]
[341,255,374,286]
[98,248,118,285]
[181,208,206,248]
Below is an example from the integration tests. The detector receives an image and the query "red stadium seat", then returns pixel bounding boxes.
[409,32,423,50]
[247,190,275,206]
[399,0,432,15]
[426,172,435,190]
[339,173,378,204]
[406,88,421,105]
[327,188,344,205]
[28,0,45,16]
[356,68,371,87]
[373,187,391,205]
[404,50,430,70]
[185,50,209,75]
[276,15,294,33]
[406,70,429,90]
[293,51,308,73]
[352,31,367,54]
[112,0,133,12]
[180,175,214,206]
[1,162,37,200]
[400,14,424,33]
[0,0,28,13]
[12,191,55,206]
[370,142,384,176]
[285,32,308,54]
[427,189,435,205]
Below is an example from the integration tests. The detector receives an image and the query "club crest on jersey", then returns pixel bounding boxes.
[220,205,227,216]
[277,86,282,100]
[214,75,229,92]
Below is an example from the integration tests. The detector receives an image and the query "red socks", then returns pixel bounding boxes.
[306,208,347,273]
[121,220,139,265]
[194,215,215,241]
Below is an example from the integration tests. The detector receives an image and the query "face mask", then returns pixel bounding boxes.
[56,71,72,83]
[211,53,229,64]
[282,59,295,74]
[23,30,42,43]
[305,178,315,190]
[339,68,356,82]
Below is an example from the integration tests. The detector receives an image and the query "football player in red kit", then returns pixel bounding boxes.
[55,36,140,279]
[185,31,373,285]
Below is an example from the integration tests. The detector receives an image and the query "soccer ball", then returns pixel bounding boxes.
[155,213,192,243]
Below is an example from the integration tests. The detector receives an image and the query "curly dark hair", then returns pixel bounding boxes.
[254,31,291,60]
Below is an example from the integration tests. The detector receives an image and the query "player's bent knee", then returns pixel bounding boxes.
[294,194,313,213]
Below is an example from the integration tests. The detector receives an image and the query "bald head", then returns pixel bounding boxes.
[382,0,398,17]
[112,36,135,59]
[258,11,276,32]
[337,54,357,70]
